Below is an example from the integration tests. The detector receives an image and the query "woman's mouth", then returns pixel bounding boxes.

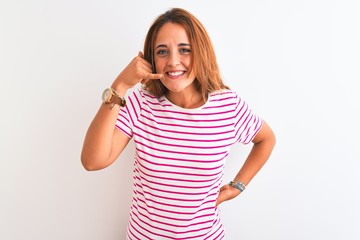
[166,71,186,78]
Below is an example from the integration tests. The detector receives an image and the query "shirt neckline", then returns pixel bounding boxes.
[161,93,210,112]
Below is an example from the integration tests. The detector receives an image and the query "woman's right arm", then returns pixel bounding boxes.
[80,52,162,171]
[80,101,130,171]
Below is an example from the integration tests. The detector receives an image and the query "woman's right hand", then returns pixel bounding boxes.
[112,51,163,94]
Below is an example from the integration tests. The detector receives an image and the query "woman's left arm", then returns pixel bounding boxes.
[216,120,276,206]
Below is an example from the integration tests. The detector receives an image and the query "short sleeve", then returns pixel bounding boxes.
[115,86,143,138]
[116,106,132,138]
[233,94,263,144]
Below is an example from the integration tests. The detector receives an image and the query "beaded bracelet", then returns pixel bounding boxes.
[229,181,246,192]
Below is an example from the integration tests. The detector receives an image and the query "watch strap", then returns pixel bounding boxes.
[110,87,126,107]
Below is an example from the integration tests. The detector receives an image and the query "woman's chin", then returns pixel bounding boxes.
[160,77,196,94]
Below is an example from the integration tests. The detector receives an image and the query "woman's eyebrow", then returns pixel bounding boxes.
[155,43,191,49]
[155,44,167,49]
[178,43,191,47]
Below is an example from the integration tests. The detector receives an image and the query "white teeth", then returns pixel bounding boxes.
[168,71,184,76]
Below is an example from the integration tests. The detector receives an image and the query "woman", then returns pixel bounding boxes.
[81,8,275,240]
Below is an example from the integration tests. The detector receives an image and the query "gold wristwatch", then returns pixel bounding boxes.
[102,87,126,108]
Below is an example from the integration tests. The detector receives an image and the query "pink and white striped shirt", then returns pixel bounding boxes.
[116,86,262,240]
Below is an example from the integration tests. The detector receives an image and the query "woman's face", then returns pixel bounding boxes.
[154,22,196,94]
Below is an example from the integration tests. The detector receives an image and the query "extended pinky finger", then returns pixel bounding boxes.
[147,73,163,80]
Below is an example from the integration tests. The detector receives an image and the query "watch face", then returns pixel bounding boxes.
[102,88,112,102]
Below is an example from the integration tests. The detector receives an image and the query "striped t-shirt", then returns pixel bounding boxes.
[116,86,262,240]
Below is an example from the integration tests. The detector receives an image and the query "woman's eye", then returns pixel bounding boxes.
[156,49,168,55]
[179,48,191,54]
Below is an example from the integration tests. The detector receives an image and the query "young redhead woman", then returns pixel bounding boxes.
[81,8,275,240]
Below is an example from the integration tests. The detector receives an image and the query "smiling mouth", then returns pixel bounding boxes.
[166,71,186,77]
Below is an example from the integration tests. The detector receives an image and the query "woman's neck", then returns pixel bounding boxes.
[165,89,205,109]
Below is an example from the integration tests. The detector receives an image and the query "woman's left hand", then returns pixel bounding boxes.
[216,184,241,206]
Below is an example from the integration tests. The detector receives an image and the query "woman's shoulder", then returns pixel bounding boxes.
[127,84,156,100]
[126,84,165,109]
[209,89,240,102]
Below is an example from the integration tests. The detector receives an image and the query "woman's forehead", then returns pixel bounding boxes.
[154,22,190,45]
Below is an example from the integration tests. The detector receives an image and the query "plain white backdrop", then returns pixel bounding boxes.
[1,0,359,239]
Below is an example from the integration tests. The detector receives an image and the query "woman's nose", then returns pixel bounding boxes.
[167,52,180,67]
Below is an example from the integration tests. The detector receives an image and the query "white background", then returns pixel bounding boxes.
[1,0,359,239]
